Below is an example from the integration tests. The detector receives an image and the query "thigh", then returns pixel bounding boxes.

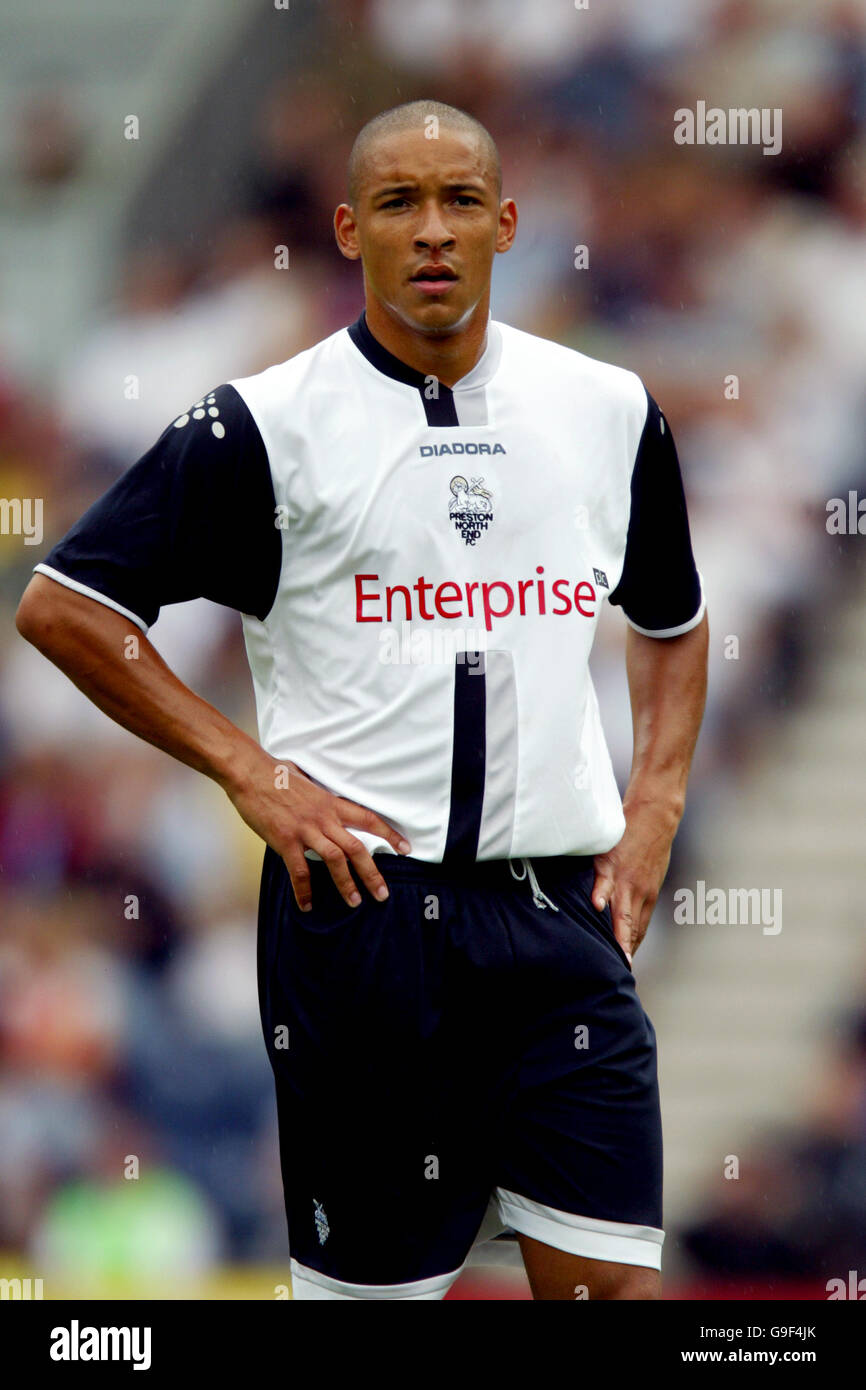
[258,849,495,1291]
[495,866,664,1276]
[517,1236,662,1300]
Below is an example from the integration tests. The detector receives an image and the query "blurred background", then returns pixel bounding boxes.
[1,0,866,1299]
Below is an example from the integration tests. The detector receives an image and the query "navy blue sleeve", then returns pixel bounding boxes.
[34,384,281,630]
[607,387,704,636]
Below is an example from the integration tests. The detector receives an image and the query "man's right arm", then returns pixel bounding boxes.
[15,574,409,908]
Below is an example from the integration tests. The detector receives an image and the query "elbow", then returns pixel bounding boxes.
[15,597,37,643]
[15,605,42,649]
[15,583,54,649]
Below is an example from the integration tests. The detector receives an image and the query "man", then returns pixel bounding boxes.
[16,100,708,1300]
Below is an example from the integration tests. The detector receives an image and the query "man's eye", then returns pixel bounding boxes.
[380,195,478,209]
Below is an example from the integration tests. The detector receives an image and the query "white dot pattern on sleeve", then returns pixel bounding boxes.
[173,392,226,438]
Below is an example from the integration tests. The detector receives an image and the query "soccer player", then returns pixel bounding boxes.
[15,100,708,1301]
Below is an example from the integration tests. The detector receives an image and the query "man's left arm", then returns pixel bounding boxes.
[592,610,708,963]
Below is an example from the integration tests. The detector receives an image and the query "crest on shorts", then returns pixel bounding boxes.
[313,1197,330,1245]
[449,475,493,545]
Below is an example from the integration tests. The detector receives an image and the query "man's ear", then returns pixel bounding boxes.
[334,203,362,261]
[495,197,518,255]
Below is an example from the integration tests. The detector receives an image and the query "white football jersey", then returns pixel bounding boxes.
[34,312,704,863]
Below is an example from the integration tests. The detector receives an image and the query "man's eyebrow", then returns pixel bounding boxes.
[373,182,420,197]
[372,179,488,198]
[442,181,487,193]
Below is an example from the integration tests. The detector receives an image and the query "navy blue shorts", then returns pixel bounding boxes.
[257,847,664,1300]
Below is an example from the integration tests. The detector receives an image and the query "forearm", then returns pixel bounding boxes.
[15,575,260,790]
[622,611,709,828]
[16,574,410,909]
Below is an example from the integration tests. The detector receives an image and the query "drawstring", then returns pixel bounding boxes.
[508,857,559,912]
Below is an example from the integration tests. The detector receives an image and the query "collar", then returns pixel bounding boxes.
[347,310,500,427]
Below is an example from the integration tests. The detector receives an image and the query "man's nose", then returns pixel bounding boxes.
[414,203,455,249]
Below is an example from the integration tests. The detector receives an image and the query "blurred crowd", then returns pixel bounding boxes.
[1,0,866,1288]
[681,998,866,1287]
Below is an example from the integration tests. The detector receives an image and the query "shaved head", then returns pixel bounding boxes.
[348,100,501,207]
[333,97,516,379]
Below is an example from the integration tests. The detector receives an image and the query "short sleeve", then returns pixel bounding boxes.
[607,387,705,638]
[32,384,282,632]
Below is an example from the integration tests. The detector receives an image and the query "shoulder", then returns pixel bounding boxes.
[229,326,350,416]
[493,320,648,423]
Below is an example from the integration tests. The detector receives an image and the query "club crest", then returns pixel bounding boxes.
[313,1198,330,1245]
[449,475,493,546]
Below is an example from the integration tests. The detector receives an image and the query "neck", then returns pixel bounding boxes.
[363,295,490,389]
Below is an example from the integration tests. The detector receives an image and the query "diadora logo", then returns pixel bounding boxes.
[419,442,506,456]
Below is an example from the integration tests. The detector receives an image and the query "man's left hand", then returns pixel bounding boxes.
[590,805,677,965]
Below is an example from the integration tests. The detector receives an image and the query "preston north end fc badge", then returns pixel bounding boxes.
[449,475,493,546]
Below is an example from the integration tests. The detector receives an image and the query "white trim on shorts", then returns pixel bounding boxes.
[289,1190,663,1297]
[496,1187,664,1270]
[290,1257,464,1301]
[290,1198,504,1298]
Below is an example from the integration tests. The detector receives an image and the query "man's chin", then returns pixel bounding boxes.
[393,296,477,338]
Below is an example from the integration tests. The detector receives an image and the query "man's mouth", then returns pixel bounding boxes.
[410,266,458,295]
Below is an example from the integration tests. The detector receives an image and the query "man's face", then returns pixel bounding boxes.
[337,126,514,337]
